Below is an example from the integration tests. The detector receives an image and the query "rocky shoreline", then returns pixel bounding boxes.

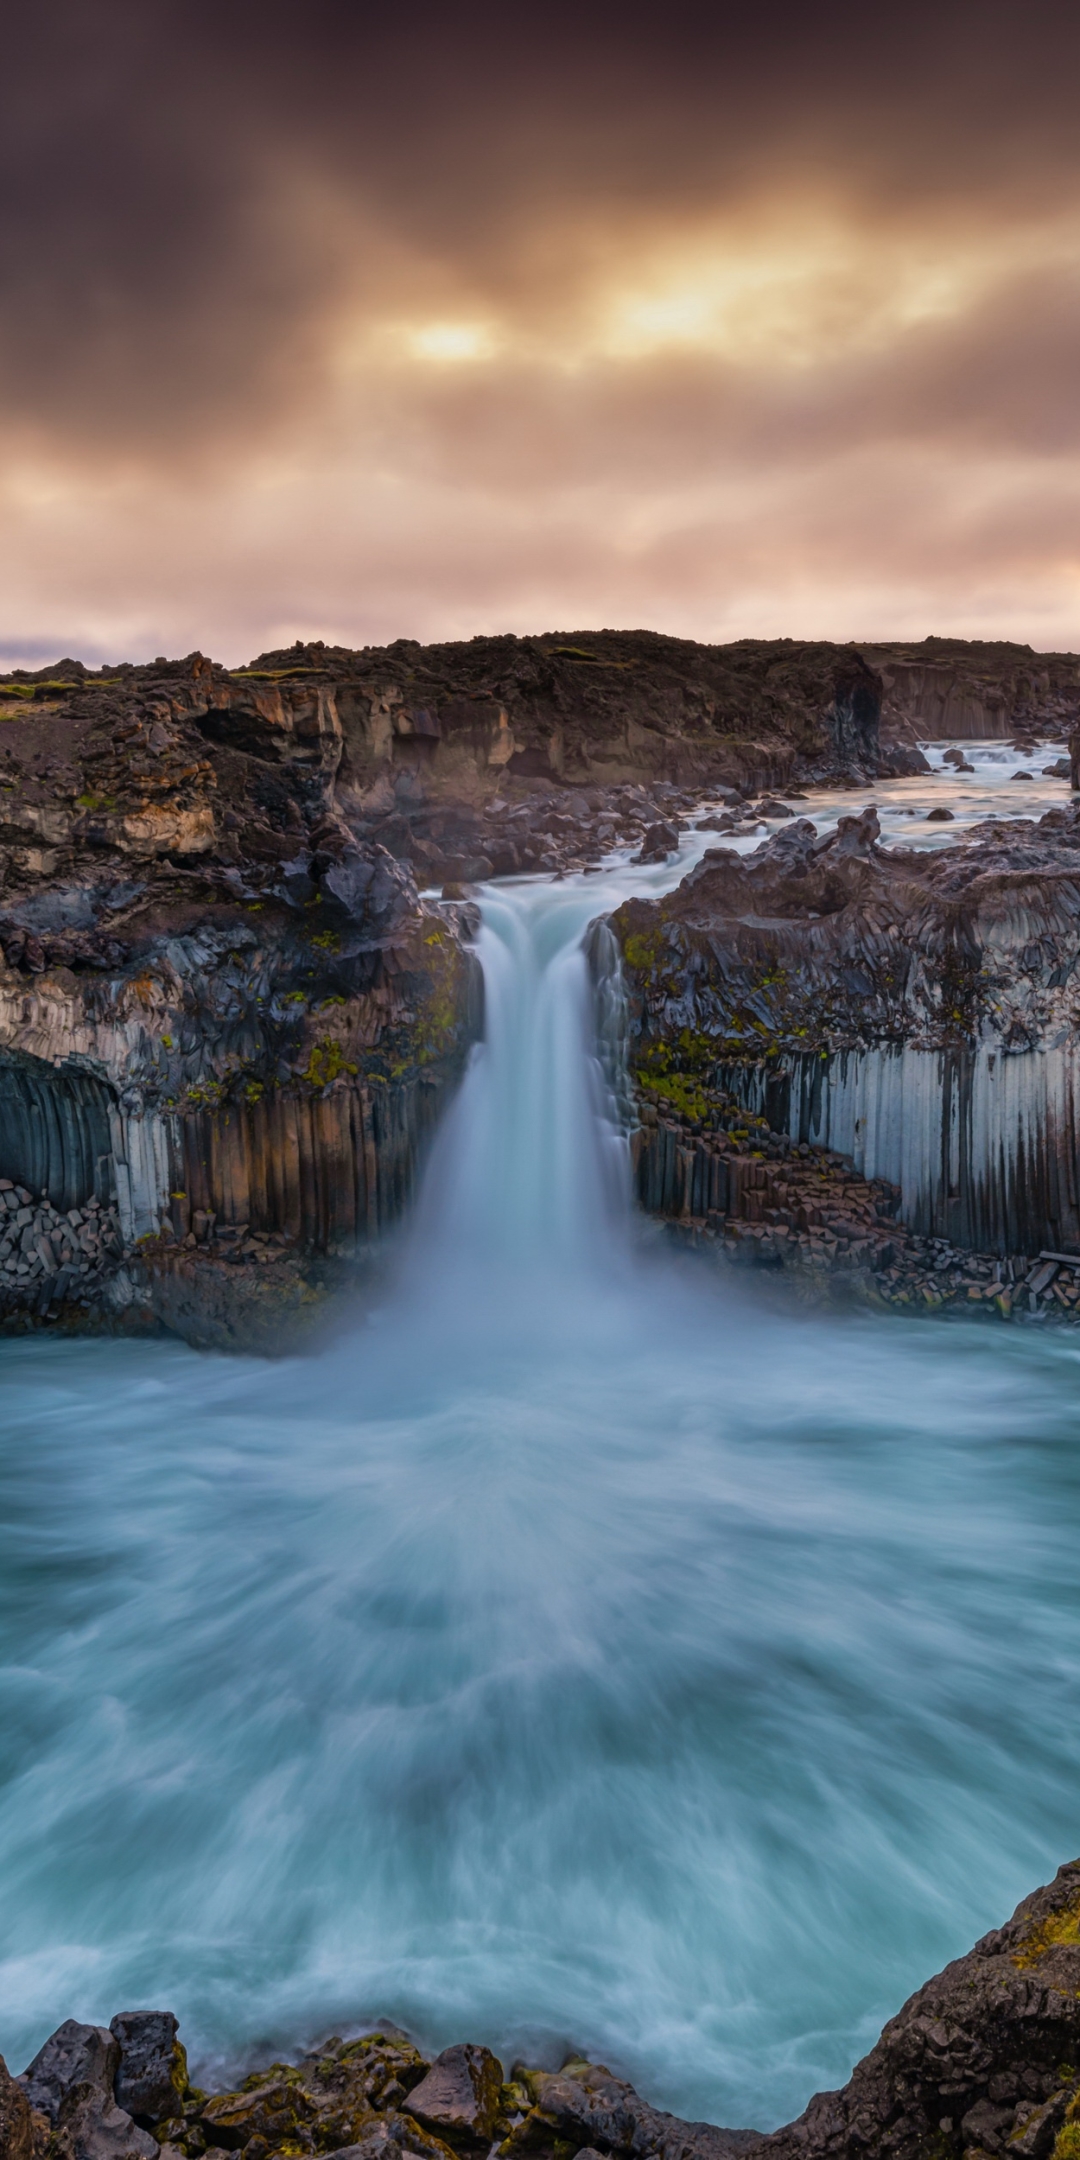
[6,1862,1080,2160]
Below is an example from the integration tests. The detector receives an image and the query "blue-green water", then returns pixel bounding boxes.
[2,828,1080,2129]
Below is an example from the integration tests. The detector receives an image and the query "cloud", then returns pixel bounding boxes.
[2,0,1080,656]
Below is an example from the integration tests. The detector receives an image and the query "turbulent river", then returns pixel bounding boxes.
[3,742,1080,2130]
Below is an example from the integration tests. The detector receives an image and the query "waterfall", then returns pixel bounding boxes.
[406,883,630,1278]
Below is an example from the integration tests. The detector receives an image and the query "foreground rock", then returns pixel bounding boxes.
[12,1863,1080,2160]
[760,1859,1080,2160]
[605,797,1080,1283]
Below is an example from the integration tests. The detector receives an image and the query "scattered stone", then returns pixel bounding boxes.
[404,2045,504,2147]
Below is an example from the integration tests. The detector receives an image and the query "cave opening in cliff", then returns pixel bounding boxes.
[0,1051,116,1211]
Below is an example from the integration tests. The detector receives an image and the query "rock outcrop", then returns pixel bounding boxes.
[14,1863,1080,2160]
[1,629,1077,1345]
[0,652,482,1349]
[606,799,1080,1273]
[865,638,1080,747]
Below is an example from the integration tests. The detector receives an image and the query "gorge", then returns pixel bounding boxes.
[4,632,1080,2160]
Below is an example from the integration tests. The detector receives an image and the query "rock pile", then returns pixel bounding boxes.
[632,1089,1080,1322]
[0,1179,122,1315]
[360,782,701,887]
[9,1861,1080,2160]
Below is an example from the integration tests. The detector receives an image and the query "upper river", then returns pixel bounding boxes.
[2,741,1079,2131]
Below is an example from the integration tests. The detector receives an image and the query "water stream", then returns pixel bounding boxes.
[2,749,1080,2128]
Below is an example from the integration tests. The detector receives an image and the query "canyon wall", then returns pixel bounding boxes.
[0,649,482,1342]
[609,803,1080,1262]
[1,627,1079,1339]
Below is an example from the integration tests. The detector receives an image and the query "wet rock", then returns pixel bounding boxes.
[758,1858,1080,2160]
[510,2062,758,2160]
[197,2078,318,2149]
[926,805,955,820]
[110,2013,186,2124]
[405,2045,504,2147]
[52,2089,159,2160]
[20,2021,120,2123]
[826,803,880,855]
[0,2052,35,2160]
[633,821,680,864]
[298,2030,432,2140]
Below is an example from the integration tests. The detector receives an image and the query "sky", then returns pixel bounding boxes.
[4,0,1080,666]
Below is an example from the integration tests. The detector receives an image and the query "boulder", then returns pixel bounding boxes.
[20,2021,120,2123]
[634,821,680,864]
[109,2013,186,2124]
[404,2044,504,2147]
[52,2089,159,2160]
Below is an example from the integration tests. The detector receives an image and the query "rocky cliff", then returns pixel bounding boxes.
[0,651,481,1348]
[8,1862,1080,2160]
[2,628,1078,1346]
[865,638,1080,745]
[607,798,1080,1286]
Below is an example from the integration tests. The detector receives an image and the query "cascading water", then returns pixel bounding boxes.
[4,818,1080,2134]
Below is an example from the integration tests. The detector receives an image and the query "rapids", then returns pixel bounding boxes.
[2,746,1080,2131]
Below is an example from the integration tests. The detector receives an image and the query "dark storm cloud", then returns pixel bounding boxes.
[3,0,1079,453]
[2,0,1080,657]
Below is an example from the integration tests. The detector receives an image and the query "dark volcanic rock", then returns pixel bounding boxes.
[608,798,1080,1256]
[758,1859,1080,2160]
[404,2044,503,2147]
[20,2019,120,2122]
[508,2063,758,2160]
[20,1866,1080,2160]
[52,2088,160,2160]
[110,2012,186,2124]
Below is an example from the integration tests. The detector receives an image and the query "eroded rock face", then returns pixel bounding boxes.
[758,1859,1080,2160]
[609,800,1080,1256]
[0,653,486,1350]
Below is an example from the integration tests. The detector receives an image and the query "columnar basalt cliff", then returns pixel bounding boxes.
[866,638,1080,745]
[607,800,1080,1303]
[8,1863,1080,2160]
[1,628,1078,1344]
[0,650,483,1347]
